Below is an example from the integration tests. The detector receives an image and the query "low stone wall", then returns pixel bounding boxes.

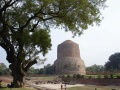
[63,78,120,86]
[78,79,120,86]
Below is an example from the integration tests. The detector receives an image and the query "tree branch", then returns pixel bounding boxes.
[30,21,40,32]
[24,60,37,71]
[0,0,18,12]
[20,9,43,31]
[1,35,15,63]
[0,43,9,52]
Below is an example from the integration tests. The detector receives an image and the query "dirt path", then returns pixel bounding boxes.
[27,83,85,90]
[0,76,12,83]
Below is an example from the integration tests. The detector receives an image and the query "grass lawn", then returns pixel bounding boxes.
[37,76,57,81]
[68,85,120,90]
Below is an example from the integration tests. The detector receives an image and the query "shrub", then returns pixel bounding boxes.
[97,75,102,79]
[76,74,81,78]
[67,75,71,78]
[62,75,65,78]
[89,76,93,79]
[73,74,77,78]
[116,74,120,79]
[110,74,114,79]
[104,74,109,79]
[81,75,85,78]
[95,88,97,90]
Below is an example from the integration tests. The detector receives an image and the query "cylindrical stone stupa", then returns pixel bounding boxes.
[54,40,86,75]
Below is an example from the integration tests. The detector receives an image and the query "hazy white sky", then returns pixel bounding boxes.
[0,0,120,68]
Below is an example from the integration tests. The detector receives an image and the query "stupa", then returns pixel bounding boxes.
[54,40,86,75]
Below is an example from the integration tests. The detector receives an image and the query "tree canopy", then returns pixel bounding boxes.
[86,64,105,73]
[105,52,120,70]
[0,0,106,87]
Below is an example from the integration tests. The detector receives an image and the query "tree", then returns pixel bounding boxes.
[105,52,120,71]
[0,63,7,75]
[27,67,39,75]
[44,64,55,75]
[39,68,45,74]
[38,64,55,75]
[0,0,106,87]
[86,64,105,74]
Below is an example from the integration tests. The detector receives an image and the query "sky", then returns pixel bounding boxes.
[0,0,120,68]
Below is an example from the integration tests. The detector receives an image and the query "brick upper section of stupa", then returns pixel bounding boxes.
[57,40,81,59]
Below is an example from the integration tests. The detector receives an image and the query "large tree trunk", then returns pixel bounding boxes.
[9,59,37,88]
[12,73,24,87]
[9,63,25,88]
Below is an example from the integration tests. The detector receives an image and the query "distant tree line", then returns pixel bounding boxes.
[1,52,120,76]
[27,64,55,75]
[86,52,120,74]
[0,63,10,75]
[0,63,55,76]
[86,64,105,74]
[39,64,55,75]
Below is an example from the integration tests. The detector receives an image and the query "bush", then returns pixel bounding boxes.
[116,74,120,79]
[110,74,114,79]
[104,74,109,79]
[97,75,102,79]
[76,74,81,78]
[89,76,93,79]
[67,75,71,78]
[62,75,65,78]
[81,75,85,78]
[73,74,77,78]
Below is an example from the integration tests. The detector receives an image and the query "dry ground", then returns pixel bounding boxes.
[1,76,120,90]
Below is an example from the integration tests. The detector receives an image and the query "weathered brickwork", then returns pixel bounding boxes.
[54,40,86,75]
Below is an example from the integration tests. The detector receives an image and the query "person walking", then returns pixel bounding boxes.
[64,84,66,90]
[61,83,63,90]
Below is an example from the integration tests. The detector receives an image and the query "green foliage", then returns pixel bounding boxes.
[116,74,120,79]
[86,64,105,73]
[39,64,55,75]
[88,76,93,79]
[0,0,106,68]
[67,75,71,78]
[81,75,85,78]
[97,75,102,79]
[0,63,10,75]
[105,52,120,70]
[39,68,45,74]
[104,74,109,79]
[74,74,85,78]
[62,75,65,78]
[44,64,55,75]
[73,74,77,78]
[37,76,56,81]
[110,74,114,79]
[28,67,39,75]
[95,88,97,90]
